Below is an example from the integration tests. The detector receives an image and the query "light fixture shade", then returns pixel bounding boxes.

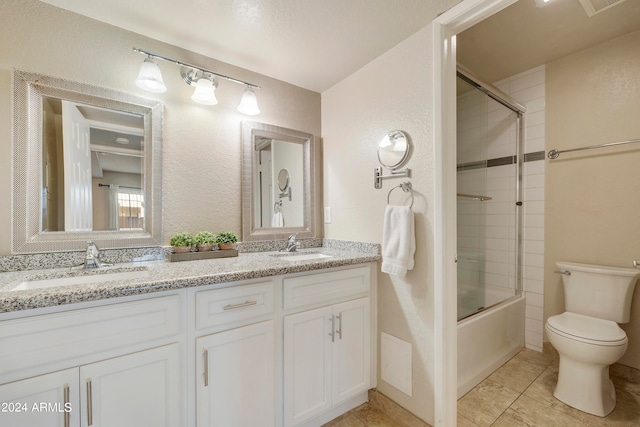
[237,86,260,115]
[191,78,218,105]
[134,58,167,93]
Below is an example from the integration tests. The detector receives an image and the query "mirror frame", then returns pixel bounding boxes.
[242,121,317,241]
[12,70,163,253]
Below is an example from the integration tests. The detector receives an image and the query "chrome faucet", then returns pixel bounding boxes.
[281,233,300,252]
[84,241,109,269]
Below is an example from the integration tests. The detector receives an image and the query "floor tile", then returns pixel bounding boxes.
[492,395,587,427]
[329,347,639,427]
[353,404,402,426]
[457,379,520,427]
[485,355,547,393]
[322,413,367,427]
[457,413,481,427]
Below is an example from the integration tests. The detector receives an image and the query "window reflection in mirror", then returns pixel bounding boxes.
[41,96,145,232]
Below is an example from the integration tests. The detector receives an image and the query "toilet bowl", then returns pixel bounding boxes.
[546,261,639,417]
[546,312,627,416]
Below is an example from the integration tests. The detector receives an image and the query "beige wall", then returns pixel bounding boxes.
[545,29,640,368]
[322,26,436,423]
[0,0,320,255]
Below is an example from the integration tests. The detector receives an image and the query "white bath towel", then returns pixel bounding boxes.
[272,212,284,227]
[381,205,415,277]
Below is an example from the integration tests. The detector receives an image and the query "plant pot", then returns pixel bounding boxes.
[196,244,213,252]
[172,246,192,253]
[218,243,235,250]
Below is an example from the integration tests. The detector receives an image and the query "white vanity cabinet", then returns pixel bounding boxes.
[0,261,376,427]
[0,368,79,427]
[79,344,181,427]
[282,266,373,427]
[0,294,185,427]
[191,280,276,427]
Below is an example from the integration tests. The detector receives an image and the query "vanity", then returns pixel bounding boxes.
[0,249,379,427]
[1,69,366,426]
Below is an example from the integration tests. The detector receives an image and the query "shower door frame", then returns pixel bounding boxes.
[455,69,526,321]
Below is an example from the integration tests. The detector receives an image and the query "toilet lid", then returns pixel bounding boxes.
[547,312,627,344]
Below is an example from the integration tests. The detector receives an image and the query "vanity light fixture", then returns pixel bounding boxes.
[133,48,260,114]
[134,58,167,93]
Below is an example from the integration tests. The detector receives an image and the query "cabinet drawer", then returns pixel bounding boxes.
[0,295,181,379]
[283,265,370,310]
[195,281,275,330]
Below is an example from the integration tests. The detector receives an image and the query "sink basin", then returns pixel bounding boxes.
[275,253,333,262]
[10,269,150,292]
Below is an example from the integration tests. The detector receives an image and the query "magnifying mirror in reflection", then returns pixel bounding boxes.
[278,169,290,191]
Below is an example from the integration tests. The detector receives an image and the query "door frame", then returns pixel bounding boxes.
[432,1,520,425]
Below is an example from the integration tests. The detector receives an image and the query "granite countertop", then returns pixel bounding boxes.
[0,248,380,313]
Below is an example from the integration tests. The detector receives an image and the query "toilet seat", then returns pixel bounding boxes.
[547,312,627,346]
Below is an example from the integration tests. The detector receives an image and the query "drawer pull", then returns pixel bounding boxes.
[223,300,258,310]
[63,384,70,427]
[86,379,93,426]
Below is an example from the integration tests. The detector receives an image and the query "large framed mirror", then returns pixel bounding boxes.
[12,70,163,253]
[241,121,318,241]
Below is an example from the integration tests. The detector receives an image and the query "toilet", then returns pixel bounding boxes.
[545,261,639,416]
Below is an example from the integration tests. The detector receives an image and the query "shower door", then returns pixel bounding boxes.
[456,72,522,320]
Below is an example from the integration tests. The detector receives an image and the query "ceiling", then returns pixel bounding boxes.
[38,0,446,93]
[37,0,640,93]
[458,0,640,84]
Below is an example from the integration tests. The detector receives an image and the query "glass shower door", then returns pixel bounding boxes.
[456,73,521,321]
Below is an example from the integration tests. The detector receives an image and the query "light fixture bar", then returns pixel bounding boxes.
[133,47,260,89]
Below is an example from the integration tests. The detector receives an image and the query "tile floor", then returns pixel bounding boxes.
[325,344,640,426]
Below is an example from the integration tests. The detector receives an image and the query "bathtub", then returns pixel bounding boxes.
[457,294,525,398]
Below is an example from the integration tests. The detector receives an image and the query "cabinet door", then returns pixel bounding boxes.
[0,368,78,427]
[284,306,333,426]
[332,297,370,405]
[80,344,181,427]
[196,320,275,427]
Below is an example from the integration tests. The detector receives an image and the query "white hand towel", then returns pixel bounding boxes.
[272,212,284,227]
[381,205,415,277]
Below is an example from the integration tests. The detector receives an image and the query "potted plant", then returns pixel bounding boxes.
[215,231,238,250]
[194,231,216,252]
[169,231,194,253]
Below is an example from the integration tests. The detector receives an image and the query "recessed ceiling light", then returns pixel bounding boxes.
[115,137,130,145]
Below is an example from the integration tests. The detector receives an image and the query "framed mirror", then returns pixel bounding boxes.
[242,121,317,241]
[12,70,163,253]
[377,130,410,170]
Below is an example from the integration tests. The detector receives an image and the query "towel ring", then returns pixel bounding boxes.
[387,181,414,208]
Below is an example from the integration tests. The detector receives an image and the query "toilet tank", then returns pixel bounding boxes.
[556,261,640,323]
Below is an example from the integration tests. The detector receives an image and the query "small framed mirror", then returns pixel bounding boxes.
[377,130,410,170]
[242,121,318,241]
[278,169,290,191]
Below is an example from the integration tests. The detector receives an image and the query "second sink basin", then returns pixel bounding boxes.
[274,253,333,262]
[10,269,150,292]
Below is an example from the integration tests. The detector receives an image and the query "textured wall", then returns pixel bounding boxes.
[322,26,436,423]
[0,0,320,254]
[545,29,640,369]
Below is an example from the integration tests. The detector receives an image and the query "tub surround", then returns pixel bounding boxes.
[0,241,380,313]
